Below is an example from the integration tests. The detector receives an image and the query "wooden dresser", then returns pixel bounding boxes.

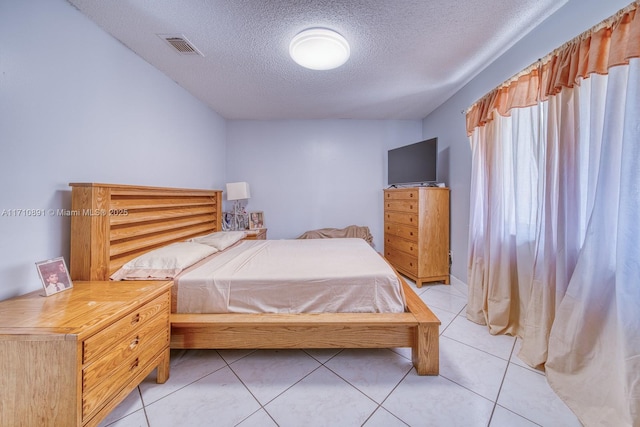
[384,187,450,287]
[0,280,172,427]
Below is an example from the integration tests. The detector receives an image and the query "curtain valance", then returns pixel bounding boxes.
[466,2,640,136]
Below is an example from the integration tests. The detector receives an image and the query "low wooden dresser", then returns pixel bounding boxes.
[0,280,172,427]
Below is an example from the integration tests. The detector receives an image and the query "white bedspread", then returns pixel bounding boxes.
[176,238,406,313]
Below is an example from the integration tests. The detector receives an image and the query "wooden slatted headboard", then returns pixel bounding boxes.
[69,183,222,281]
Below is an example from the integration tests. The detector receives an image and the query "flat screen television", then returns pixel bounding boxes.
[387,137,438,185]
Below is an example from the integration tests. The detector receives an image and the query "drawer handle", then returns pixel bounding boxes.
[129,336,140,349]
[130,358,139,372]
[131,313,140,325]
[409,205,413,210]
[410,232,414,236]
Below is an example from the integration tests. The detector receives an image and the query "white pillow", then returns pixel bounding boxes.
[110,242,218,280]
[189,231,246,251]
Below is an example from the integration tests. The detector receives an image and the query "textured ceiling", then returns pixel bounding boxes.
[67,0,566,120]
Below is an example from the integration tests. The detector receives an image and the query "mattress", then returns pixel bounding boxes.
[175,238,406,314]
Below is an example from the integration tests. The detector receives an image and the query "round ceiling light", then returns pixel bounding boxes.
[289,28,350,70]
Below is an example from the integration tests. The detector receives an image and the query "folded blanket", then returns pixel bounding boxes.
[297,225,373,246]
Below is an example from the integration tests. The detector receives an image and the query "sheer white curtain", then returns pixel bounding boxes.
[545,59,640,426]
[467,106,543,341]
[466,7,640,423]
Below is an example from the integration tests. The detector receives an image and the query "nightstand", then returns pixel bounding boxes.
[244,228,267,240]
[0,280,172,427]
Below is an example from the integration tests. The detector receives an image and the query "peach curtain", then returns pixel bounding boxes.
[466,2,640,136]
[465,2,640,426]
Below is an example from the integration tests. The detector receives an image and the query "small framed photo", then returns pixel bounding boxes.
[36,257,73,296]
[222,211,234,231]
[249,211,264,230]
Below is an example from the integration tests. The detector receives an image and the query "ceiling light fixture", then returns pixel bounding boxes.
[289,28,350,70]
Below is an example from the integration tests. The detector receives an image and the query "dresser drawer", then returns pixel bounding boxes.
[82,310,169,393]
[385,234,419,256]
[82,329,168,419]
[385,223,419,241]
[384,189,419,200]
[385,248,418,276]
[384,199,418,213]
[83,292,170,364]
[385,211,418,227]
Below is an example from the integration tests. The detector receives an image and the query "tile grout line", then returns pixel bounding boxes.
[226,350,332,424]
[139,387,151,427]
[441,334,514,363]
[372,366,415,426]
[486,337,517,426]
[139,352,231,408]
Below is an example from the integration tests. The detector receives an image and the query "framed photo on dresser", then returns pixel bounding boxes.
[36,257,73,296]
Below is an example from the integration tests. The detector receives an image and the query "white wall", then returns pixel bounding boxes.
[226,120,422,249]
[0,0,227,300]
[422,0,632,284]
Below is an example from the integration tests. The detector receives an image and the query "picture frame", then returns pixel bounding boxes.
[249,211,264,230]
[36,257,73,296]
[222,211,234,231]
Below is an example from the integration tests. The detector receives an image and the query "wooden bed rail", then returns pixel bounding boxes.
[171,279,440,375]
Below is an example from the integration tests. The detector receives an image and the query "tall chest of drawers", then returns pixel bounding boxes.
[384,187,450,287]
[0,280,172,427]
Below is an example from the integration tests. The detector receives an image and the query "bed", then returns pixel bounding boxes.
[68,182,440,375]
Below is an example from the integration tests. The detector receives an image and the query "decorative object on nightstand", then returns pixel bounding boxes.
[249,211,264,230]
[0,280,172,427]
[225,182,251,231]
[244,228,267,240]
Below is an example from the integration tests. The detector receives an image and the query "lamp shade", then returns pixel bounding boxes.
[226,182,251,200]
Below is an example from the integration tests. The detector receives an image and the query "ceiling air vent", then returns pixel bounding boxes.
[158,34,204,56]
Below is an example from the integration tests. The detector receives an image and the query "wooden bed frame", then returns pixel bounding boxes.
[69,183,440,375]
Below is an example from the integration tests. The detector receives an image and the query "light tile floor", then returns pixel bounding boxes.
[99,281,582,427]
